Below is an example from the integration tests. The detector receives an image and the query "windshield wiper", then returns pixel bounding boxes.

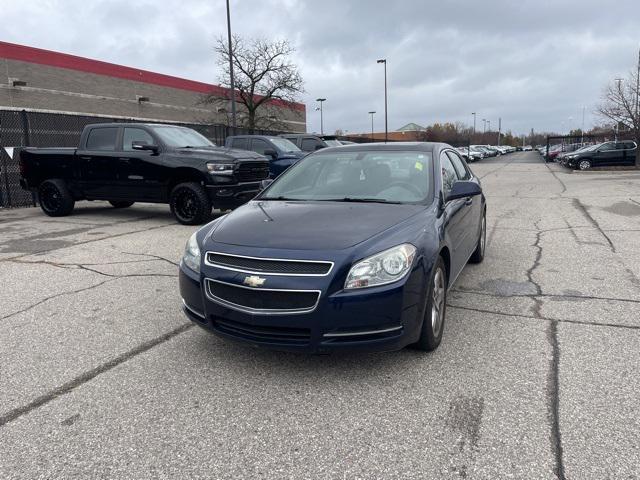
[320,197,402,204]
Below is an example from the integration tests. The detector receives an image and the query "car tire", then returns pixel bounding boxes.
[38,179,75,217]
[578,159,592,171]
[415,256,448,352]
[109,201,135,208]
[469,212,486,264]
[169,182,211,225]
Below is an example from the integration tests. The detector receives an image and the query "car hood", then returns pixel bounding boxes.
[207,201,424,250]
[176,146,266,162]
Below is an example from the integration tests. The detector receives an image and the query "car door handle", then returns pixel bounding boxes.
[80,156,91,160]
[464,197,473,206]
[118,157,131,163]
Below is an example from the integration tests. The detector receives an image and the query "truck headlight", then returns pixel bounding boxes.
[207,163,234,175]
[345,244,416,289]
[182,231,201,273]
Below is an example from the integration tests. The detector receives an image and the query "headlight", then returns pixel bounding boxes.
[207,163,234,175]
[182,231,201,273]
[345,244,417,289]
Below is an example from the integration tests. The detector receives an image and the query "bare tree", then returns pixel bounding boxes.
[207,35,304,132]
[597,65,640,164]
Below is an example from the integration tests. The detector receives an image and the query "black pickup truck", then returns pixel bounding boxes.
[18,123,270,224]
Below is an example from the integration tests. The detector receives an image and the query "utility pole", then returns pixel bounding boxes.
[581,106,585,144]
[471,112,476,134]
[225,0,237,133]
[497,117,501,146]
[368,111,376,140]
[482,118,486,134]
[377,59,388,143]
[316,98,326,135]
[635,47,640,131]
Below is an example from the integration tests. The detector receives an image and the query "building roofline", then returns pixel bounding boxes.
[0,41,305,112]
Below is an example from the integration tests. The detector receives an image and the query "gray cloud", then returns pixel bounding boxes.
[2,0,639,135]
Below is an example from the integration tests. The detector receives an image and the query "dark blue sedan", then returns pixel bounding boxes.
[179,142,486,353]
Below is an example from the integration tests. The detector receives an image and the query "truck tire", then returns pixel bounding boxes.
[38,179,75,217]
[109,201,135,208]
[169,182,211,225]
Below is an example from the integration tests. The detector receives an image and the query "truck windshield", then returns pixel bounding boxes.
[150,126,215,148]
[270,138,301,152]
[260,150,433,204]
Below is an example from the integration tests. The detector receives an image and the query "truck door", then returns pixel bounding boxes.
[118,127,165,201]
[78,126,121,199]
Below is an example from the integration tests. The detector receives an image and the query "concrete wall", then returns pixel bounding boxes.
[0,58,306,132]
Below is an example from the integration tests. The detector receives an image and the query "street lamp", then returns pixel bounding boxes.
[368,111,376,140]
[487,120,491,132]
[377,59,388,143]
[316,98,326,135]
[225,0,237,133]
[482,118,486,134]
[471,112,476,134]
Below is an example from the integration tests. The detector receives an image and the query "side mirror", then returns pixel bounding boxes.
[132,141,159,153]
[260,179,274,190]
[263,148,277,158]
[446,181,482,202]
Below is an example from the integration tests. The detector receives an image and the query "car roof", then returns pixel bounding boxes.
[227,135,281,140]
[308,142,447,154]
[85,123,189,128]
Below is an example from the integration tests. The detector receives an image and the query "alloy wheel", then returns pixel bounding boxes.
[431,268,446,337]
[480,216,486,256]
[579,160,591,171]
[40,184,61,212]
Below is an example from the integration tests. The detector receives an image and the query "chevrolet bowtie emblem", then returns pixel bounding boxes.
[243,275,266,287]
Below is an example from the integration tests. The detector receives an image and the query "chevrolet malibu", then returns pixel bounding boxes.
[179,142,486,353]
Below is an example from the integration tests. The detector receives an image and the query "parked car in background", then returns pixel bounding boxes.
[17,123,270,225]
[471,145,497,157]
[179,142,486,354]
[225,135,306,178]
[564,141,637,170]
[457,147,483,162]
[280,134,346,152]
[523,145,533,151]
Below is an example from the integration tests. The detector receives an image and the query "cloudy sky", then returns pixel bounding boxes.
[2,0,640,135]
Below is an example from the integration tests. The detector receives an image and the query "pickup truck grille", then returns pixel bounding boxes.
[237,161,270,182]
[205,252,333,276]
[205,279,320,314]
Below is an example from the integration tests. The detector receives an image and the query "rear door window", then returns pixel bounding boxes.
[86,127,118,151]
[231,138,248,150]
[301,138,321,151]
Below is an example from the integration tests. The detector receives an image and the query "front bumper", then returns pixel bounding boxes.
[179,255,426,354]
[206,182,262,209]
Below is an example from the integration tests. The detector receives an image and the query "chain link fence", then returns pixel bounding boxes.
[0,109,289,208]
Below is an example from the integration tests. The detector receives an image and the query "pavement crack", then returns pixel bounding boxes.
[75,264,178,279]
[0,280,112,321]
[544,163,567,195]
[545,320,566,480]
[0,323,194,428]
[451,287,640,305]
[526,220,544,317]
[120,251,180,267]
[571,198,616,253]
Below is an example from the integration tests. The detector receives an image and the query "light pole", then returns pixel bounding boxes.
[487,120,491,132]
[471,112,476,134]
[482,119,486,134]
[225,0,237,133]
[377,59,388,143]
[581,106,586,144]
[316,98,326,135]
[368,111,376,140]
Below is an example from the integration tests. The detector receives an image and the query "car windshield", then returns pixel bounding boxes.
[150,126,215,148]
[260,150,433,204]
[270,138,301,152]
[323,139,343,147]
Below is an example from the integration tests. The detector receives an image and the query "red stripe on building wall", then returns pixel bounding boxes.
[0,41,305,112]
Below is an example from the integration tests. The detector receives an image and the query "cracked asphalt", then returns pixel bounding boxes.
[1,151,639,479]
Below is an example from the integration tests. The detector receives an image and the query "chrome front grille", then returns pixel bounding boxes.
[205,252,333,276]
[205,279,321,314]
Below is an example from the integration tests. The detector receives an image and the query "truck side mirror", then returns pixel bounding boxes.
[132,141,159,154]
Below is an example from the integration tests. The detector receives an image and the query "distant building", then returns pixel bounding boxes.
[349,122,427,141]
[0,41,306,132]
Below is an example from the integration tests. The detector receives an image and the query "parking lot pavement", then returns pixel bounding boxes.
[1,151,639,478]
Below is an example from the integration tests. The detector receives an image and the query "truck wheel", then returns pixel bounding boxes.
[169,182,211,225]
[109,201,134,209]
[38,179,75,217]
